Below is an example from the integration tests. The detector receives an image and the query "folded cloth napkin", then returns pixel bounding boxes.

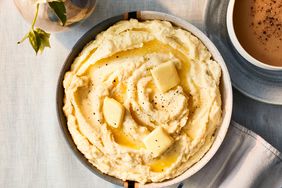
[171,121,282,188]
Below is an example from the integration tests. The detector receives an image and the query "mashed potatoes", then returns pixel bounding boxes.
[63,19,222,183]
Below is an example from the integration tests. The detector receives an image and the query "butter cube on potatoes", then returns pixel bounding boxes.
[143,127,173,158]
[103,97,125,128]
[151,61,180,93]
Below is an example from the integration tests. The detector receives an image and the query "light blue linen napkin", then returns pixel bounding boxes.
[172,121,282,188]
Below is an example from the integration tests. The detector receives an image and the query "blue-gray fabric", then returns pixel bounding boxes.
[176,122,282,188]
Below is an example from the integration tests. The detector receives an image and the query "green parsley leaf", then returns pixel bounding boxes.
[35,28,51,53]
[48,1,67,26]
[18,2,66,55]
[17,3,51,54]
[28,30,40,53]
[18,25,51,55]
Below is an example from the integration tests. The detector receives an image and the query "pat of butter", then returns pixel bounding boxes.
[151,61,180,93]
[143,127,173,158]
[103,97,125,128]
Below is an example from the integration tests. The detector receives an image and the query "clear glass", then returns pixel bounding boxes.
[14,0,97,32]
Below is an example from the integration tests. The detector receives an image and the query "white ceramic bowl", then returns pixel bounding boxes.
[226,0,282,71]
[57,11,233,188]
[139,11,233,188]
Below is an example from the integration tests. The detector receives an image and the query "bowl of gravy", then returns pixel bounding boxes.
[227,0,282,70]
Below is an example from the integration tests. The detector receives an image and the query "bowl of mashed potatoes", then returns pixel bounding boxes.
[56,11,233,188]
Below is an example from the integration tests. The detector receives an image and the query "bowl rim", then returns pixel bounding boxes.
[226,0,282,71]
[56,10,233,188]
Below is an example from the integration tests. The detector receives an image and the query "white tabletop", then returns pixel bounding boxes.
[1,0,281,188]
[0,0,205,187]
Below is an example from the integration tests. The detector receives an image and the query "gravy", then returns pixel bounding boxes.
[233,0,282,67]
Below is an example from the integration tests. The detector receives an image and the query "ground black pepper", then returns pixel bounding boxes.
[250,0,282,44]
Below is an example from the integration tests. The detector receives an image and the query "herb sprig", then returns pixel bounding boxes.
[18,1,67,54]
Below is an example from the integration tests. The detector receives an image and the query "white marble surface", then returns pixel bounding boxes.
[1,0,282,188]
